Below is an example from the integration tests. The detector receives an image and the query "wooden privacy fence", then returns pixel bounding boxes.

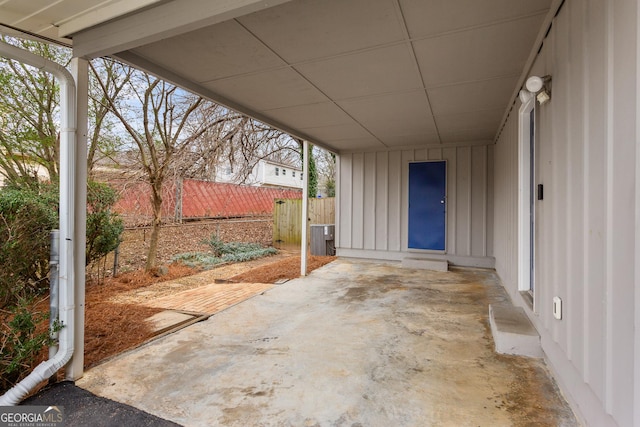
[273,197,335,248]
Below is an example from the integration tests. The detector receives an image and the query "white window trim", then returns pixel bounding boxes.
[518,90,535,297]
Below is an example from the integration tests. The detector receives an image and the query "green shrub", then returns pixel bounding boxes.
[203,235,226,257]
[204,235,268,257]
[0,181,124,308]
[173,235,277,269]
[0,183,58,307]
[221,248,277,263]
[171,252,224,269]
[0,298,62,393]
[86,182,124,265]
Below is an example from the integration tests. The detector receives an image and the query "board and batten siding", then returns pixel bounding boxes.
[493,0,639,425]
[337,144,494,267]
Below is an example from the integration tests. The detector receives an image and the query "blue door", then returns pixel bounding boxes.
[408,161,446,251]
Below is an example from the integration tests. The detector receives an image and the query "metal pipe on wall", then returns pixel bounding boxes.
[48,230,60,360]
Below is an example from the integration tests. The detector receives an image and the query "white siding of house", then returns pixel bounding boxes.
[215,160,303,190]
[261,162,304,189]
[493,0,639,425]
[337,143,494,267]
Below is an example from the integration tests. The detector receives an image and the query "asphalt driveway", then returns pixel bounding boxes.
[23,381,180,427]
[76,259,578,426]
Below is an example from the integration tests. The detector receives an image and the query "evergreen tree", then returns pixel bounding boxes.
[307,144,318,198]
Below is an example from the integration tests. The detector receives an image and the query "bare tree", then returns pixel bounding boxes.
[95,70,218,270]
[87,59,132,174]
[0,37,67,185]
[0,37,130,186]
[174,104,301,184]
[169,103,241,179]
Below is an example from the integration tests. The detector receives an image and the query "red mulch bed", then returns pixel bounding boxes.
[83,263,197,367]
[231,255,336,283]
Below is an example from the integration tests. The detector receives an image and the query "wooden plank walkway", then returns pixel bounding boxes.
[146,282,273,315]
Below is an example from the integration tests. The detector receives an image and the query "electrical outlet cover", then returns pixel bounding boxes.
[553,297,562,320]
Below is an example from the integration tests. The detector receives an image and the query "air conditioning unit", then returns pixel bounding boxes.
[310,224,335,256]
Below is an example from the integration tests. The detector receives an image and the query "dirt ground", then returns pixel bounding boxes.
[89,218,273,277]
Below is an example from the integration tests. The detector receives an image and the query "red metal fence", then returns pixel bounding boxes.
[110,178,302,226]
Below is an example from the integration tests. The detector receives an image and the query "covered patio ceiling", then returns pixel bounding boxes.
[0,0,554,154]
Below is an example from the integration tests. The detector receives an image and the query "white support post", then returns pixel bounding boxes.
[334,154,340,253]
[635,2,640,421]
[67,57,88,380]
[301,140,309,276]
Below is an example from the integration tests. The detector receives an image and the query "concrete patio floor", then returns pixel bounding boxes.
[77,259,578,426]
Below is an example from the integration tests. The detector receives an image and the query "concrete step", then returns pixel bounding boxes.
[489,304,542,358]
[402,257,448,272]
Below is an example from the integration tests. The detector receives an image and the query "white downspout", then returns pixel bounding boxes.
[0,41,76,406]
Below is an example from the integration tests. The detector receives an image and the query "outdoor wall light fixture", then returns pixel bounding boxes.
[525,75,552,105]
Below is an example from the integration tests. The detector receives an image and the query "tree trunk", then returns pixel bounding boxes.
[145,182,163,271]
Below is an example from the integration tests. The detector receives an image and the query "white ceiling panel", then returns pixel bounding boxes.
[0,0,153,44]
[300,123,372,142]
[237,0,404,63]
[205,67,328,111]
[1,0,67,41]
[381,132,440,147]
[296,44,422,100]
[427,75,519,116]
[133,20,286,83]
[414,14,546,87]
[264,102,353,129]
[57,0,165,38]
[339,91,436,139]
[439,128,496,144]
[435,109,505,133]
[400,0,551,39]
[0,11,22,23]
[329,137,386,152]
[2,0,63,22]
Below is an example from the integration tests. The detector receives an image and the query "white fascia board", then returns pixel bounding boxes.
[58,0,164,38]
[71,0,295,58]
